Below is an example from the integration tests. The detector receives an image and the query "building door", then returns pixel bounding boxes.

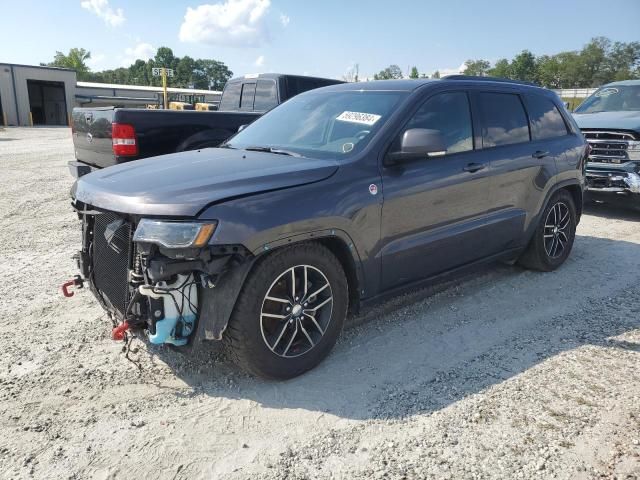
[27,80,67,126]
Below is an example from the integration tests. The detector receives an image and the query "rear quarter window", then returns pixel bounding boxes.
[524,94,568,140]
[219,82,242,111]
[477,92,530,148]
[253,80,278,111]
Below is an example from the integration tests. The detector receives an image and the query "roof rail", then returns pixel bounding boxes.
[443,75,539,87]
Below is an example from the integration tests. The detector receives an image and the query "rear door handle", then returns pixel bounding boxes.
[532,150,550,159]
[463,162,486,173]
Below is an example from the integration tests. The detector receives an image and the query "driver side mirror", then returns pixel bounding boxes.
[385,128,447,166]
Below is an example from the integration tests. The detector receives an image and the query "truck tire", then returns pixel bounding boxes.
[518,189,577,272]
[223,242,348,379]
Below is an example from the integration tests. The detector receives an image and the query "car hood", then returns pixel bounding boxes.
[72,148,339,217]
[572,110,640,132]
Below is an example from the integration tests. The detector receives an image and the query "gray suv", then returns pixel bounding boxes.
[68,76,588,379]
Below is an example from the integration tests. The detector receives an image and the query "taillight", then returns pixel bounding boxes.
[112,123,138,156]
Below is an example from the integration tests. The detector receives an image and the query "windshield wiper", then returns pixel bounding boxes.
[244,146,303,157]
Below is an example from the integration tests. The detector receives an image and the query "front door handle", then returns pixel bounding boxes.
[463,162,486,173]
[532,150,550,159]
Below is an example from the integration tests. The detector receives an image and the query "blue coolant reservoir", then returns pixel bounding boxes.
[139,274,198,346]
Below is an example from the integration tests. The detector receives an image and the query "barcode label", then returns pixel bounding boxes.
[336,111,382,126]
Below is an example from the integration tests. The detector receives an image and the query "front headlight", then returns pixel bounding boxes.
[133,219,217,248]
[627,141,640,161]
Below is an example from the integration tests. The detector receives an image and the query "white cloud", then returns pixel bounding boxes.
[255,55,265,67]
[80,0,125,27]
[179,0,271,47]
[121,42,155,67]
[279,14,290,27]
[435,62,466,77]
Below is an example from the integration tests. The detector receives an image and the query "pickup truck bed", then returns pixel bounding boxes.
[70,73,344,173]
[72,107,260,169]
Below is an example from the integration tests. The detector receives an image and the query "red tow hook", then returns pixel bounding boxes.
[61,275,84,298]
[112,322,130,341]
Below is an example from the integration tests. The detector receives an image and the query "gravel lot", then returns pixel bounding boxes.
[1,127,639,480]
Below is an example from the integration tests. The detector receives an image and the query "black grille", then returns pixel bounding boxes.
[581,129,636,164]
[92,212,132,316]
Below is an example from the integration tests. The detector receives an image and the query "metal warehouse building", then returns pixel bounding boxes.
[0,63,222,126]
[0,63,76,127]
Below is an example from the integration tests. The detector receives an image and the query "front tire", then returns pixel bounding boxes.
[518,190,577,271]
[223,243,348,379]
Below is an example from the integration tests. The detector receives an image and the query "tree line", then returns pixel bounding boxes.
[46,47,233,91]
[371,37,640,88]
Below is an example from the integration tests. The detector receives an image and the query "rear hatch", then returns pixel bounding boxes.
[72,107,116,169]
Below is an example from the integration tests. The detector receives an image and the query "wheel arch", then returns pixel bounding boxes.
[254,231,364,315]
[561,183,583,223]
[198,232,364,342]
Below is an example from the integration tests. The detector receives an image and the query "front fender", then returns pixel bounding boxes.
[198,164,383,298]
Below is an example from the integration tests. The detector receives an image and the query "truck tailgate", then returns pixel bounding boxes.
[72,108,117,169]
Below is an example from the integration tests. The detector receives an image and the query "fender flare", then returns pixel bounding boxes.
[195,229,365,342]
[543,179,584,220]
[251,228,366,299]
[523,179,584,247]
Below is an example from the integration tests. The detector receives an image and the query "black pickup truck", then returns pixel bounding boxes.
[70,73,342,174]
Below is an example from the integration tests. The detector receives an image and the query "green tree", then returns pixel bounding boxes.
[488,58,511,78]
[536,55,562,88]
[510,50,537,82]
[608,41,640,80]
[176,55,196,88]
[374,65,403,80]
[194,59,233,90]
[431,70,440,79]
[154,47,177,69]
[462,59,490,77]
[409,66,419,79]
[45,46,233,92]
[48,48,92,79]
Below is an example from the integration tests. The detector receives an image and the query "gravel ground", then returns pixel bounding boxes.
[0,127,639,480]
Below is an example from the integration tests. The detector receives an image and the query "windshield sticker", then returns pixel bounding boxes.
[595,88,618,97]
[336,111,382,126]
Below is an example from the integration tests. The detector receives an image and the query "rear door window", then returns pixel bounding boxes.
[240,82,257,111]
[524,94,569,140]
[253,80,278,111]
[477,92,530,147]
[219,82,242,111]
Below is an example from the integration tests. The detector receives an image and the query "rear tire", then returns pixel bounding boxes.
[518,190,577,272]
[223,242,348,379]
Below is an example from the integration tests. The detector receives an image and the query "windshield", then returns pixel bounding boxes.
[225,90,408,159]
[575,85,640,113]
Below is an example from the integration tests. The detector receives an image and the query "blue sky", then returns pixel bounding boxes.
[2,0,639,80]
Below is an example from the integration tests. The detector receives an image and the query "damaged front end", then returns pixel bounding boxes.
[585,165,640,202]
[582,130,640,204]
[70,201,253,346]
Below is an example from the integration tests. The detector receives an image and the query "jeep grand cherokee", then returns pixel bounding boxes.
[68,76,587,379]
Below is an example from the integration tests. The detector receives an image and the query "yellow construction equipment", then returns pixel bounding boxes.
[169,102,194,110]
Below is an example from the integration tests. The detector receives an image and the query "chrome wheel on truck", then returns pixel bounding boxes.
[260,265,334,358]
[223,243,348,379]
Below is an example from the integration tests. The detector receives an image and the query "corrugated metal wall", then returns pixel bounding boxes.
[0,64,76,126]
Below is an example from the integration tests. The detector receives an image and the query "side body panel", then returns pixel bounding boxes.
[199,159,384,298]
